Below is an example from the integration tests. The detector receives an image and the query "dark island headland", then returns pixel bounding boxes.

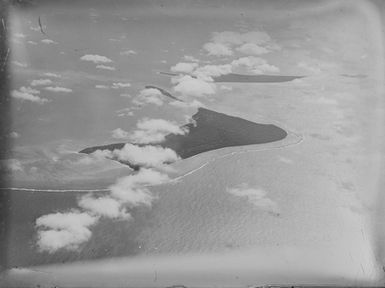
[80,108,287,168]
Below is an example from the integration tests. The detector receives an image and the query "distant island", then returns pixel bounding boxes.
[158,71,304,83]
[80,108,287,169]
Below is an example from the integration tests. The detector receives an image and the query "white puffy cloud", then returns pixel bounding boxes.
[11,89,48,104]
[236,43,269,55]
[171,62,199,74]
[80,54,113,64]
[109,168,170,205]
[193,64,232,81]
[45,86,73,93]
[133,88,164,106]
[129,118,187,144]
[111,144,180,170]
[78,195,131,219]
[203,30,274,58]
[203,42,233,56]
[96,65,116,71]
[36,211,99,252]
[227,184,280,215]
[173,75,216,97]
[31,79,52,86]
[112,82,131,89]
[111,128,130,139]
[20,86,40,94]
[41,39,57,44]
[231,56,279,74]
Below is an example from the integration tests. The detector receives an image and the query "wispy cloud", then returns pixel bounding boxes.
[227,184,280,215]
[96,65,116,71]
[45,86,73,93]
[31,79,52,86]
[12,61,27,68]
[120,50,137,56]
[112,82,131,89]
[41,39,58,44]
[43,72,61,78]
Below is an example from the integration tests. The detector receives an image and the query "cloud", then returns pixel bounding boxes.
[80,54,113,64]
[111,128,130,139]
[236,43,269,55]
[231,56,279,74]
[95,84,110,89]
[3,159,23,172]
[133,88,164,106]
[35,211,99,252]
[183,55,199,62]
[45,86,73,93]
[193,64,232,81]
[173,75,216,97]
[227,184,280,215]
[31,79,52,86]
[12,61,27,68]
[78,194,131,220]
[112,82,131,89]
[203,30,274,57]
[212,31,271,46]
[120,93,131,97]
[96,65,116,71]
[297,61,322,74]
[171,62,199,74]
[169,99,204,109]
[41,39,58,44]
[111,144,180,170]
[11,89,48,104]
[129,118,188,144]
[27,40,37,45]
[109,168,170,205]
[9,131,20,139]
[203,42,233,56]
[120,50,137,56]
[43,72,61,78]
[20,86,40,94]
[116,108,134,117]
[14,32,26,38]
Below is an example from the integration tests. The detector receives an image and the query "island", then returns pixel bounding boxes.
[80,108,287,168]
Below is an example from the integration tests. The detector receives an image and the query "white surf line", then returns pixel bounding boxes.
[1,132,304,192]
[168,131,304,184]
